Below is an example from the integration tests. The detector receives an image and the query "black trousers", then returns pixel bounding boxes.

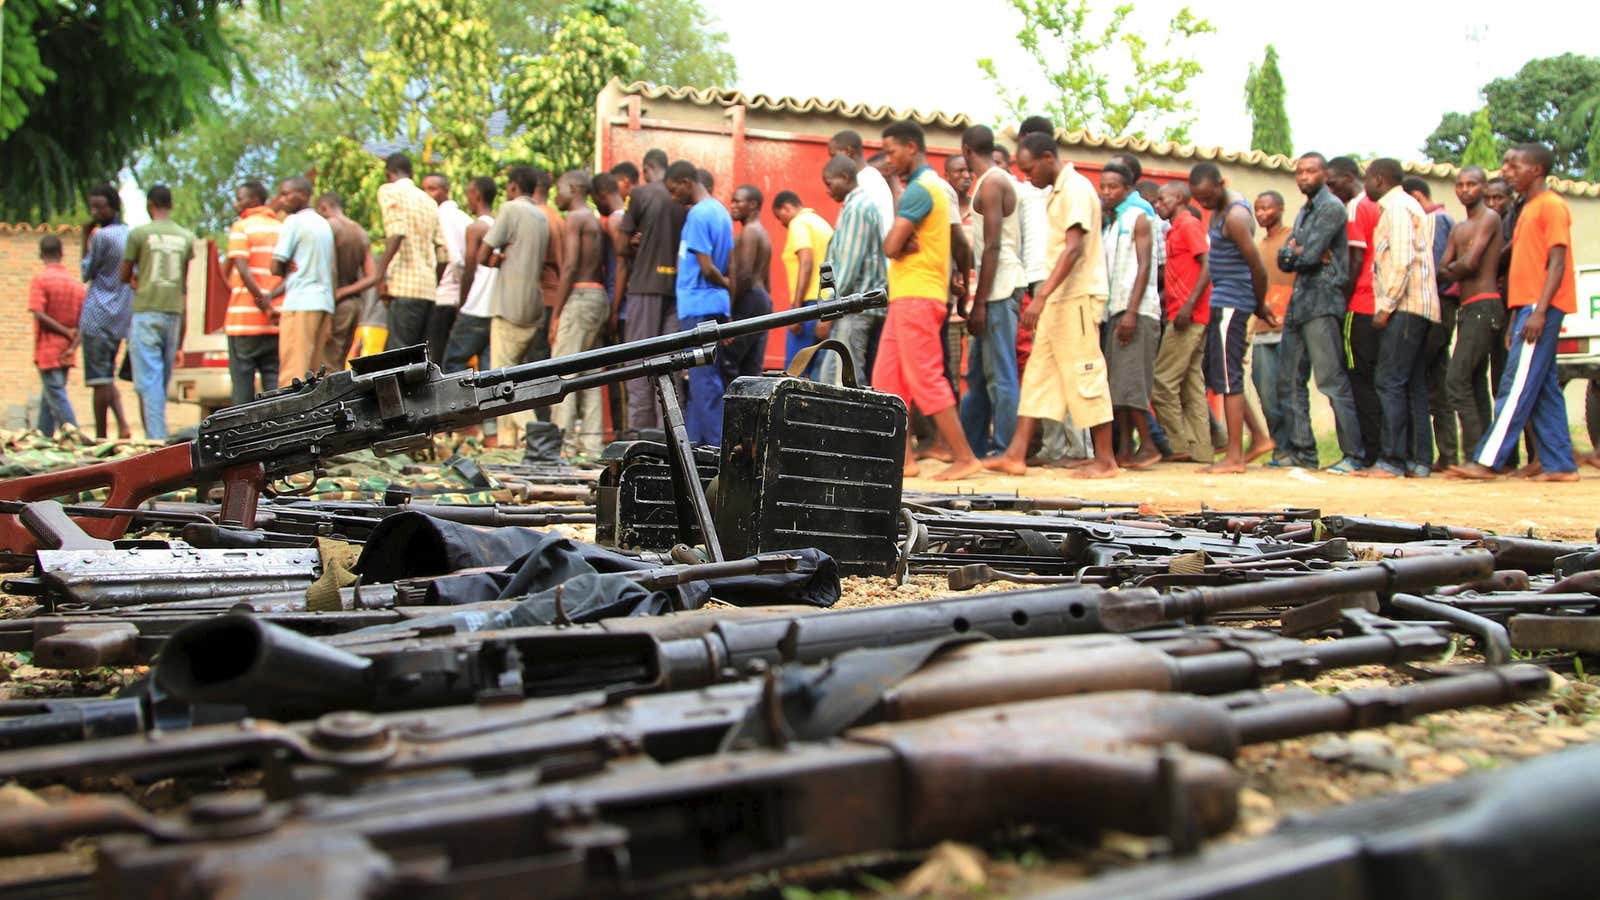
[1447,296,1507,462]
[1345,311,1382,466]
[1424,296,1459,465]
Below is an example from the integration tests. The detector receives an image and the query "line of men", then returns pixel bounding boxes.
[758,124,1582,482]
[33,135,1581,484]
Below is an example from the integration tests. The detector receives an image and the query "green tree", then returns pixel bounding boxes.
[1243,44,1292,156]
[0,0,279,219]
[1422,53,1600,178]
[1461,107,1500,169]
[977,0,1215,142]
[367,0,500,190]
[136,0,383,235]
[126,0,730,236]
[503,10,642,172]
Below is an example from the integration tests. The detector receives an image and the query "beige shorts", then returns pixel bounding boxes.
[1018,294,1113,429]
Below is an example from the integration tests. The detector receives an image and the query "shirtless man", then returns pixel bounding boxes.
[723,184,774,383]
[1439,166,1506,467]
[548,170,609,457]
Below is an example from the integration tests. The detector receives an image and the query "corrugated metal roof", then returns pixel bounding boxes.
[612,79,1600,197]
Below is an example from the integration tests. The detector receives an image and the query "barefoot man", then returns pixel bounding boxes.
[1451,143,1581,482]
[874,121,984,481]
[1189,163,1277,473]
[982,132,1119,479]
[1438,165,1505,470]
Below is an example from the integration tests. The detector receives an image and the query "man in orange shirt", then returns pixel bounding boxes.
[1452,143,1579,481]
[224,181,284,403]
[28,235,85,436]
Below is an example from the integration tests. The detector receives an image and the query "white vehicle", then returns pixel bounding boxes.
[1556,264,1600,442]
[166,239,234,420]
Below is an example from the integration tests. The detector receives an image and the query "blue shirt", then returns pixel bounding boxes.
[1207,192,1258,311]
[675,197,733,318]
[272,208,337,313]
[80,221,134,340]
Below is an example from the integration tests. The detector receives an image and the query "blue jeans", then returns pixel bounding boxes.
[443,313,491,373]
[679,314,726,446]
[36,367,77,436]
[1475,306,1575,472]
[1279,314,1364,466]
[1251,340,1291,461]
[129,311,181,441]
[1374,311,1432,473]
[958,290,1022,457]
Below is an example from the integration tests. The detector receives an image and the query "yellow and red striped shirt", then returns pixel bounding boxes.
[225,206,283,336]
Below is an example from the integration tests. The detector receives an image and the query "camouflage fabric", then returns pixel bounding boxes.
[0,432,508,506]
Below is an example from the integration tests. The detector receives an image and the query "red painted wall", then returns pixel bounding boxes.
[602,114,963,369]
[600,110,1187,369]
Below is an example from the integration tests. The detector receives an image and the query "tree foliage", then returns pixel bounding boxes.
[0,0,278,219]
[367,0,501,189]
[119,0,728,236]
[503,11,642,173]
[1462,108,1500,170]
[137,0,382,234]
[977,0,1215,142]
[1243,44,1292,157]
[1422,53,1600,178]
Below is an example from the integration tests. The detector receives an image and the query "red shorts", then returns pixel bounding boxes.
[871,296,957,415]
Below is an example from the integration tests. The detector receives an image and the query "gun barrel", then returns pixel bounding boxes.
[1106,551,1496,631]
[473,290,886,388]
[1227,664,1548,745]
[155,615,374,711]
[1481,535,1598,573]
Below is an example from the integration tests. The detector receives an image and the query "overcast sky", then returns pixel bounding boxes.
[697,0,1599,161]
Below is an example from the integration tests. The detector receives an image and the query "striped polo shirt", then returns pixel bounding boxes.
[225,206,283,336]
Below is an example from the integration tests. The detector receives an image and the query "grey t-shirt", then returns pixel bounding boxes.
[483,197,549,326]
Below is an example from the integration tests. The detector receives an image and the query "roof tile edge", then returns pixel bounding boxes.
[612,79,1600,198]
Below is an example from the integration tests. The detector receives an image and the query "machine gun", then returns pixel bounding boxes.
[149,552,1494,720]
[0,291,886,566]
[0,666,1546,899]
[0,608,1449,768]
[1044,738,1600,900]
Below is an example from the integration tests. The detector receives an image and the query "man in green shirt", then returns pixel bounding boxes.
[119,185,194,440]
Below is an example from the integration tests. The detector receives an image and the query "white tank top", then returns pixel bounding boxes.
[460,214,498,317]
[968,165,1025,300]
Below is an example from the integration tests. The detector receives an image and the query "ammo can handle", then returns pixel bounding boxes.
[785,339,858,388]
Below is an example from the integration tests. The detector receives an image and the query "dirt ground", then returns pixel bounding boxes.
[904,459,1600,541]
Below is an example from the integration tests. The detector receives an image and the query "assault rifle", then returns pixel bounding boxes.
[0,609,1449,771]
[150,552,1494,720]
[0,291,886,566]
[0,667,1546,899]
[0,556,805,670]
[1045,738,1600,900]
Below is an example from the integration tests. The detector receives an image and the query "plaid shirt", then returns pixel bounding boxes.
[1373,185,1440,322]
[79,221,134,339]
[377,177,448,301]
[825,186,887,300]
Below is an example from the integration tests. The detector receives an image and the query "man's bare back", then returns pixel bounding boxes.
[734,220,772,296]
[1445,205,1504,300]
[566,207,605,286]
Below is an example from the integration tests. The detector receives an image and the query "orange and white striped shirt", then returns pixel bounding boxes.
[225,206,283,336]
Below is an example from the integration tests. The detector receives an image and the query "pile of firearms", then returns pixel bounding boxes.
[0,285,1597,897]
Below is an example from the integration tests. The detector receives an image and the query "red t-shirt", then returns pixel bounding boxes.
[1163,210,1212,324]
[28,263,85,370]
[1345,196,1381,315]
